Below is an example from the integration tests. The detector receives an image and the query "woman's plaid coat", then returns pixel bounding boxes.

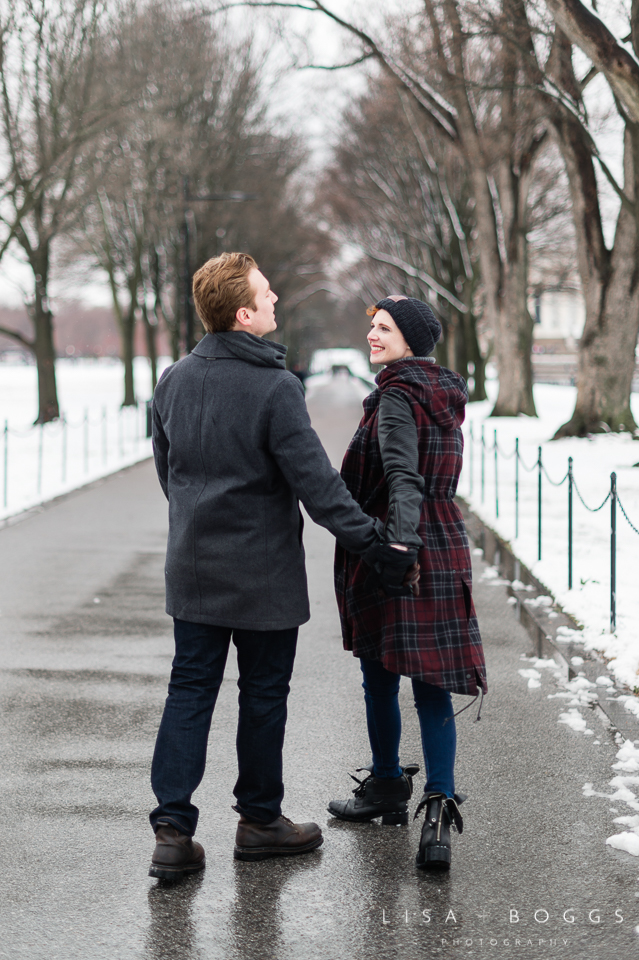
[334,358,487,697]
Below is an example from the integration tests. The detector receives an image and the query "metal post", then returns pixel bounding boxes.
[102,406,107,465]
[537,446,542,562]
[118,408,124,458]
[62,415,67,484]
[568,457,573,590]
[469,422,474,497]
[481,424,485,503]
[611,472,617,632]
[37,422,44,497]
[84,408,89,473]
[515,438,519,539]
[3,419,8,510]
[494,429,499,518]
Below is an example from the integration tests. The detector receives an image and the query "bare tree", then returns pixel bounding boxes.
[215,0,554,416]
[534,6,639,435]
[0,0,111,422]
[318,74,488,399]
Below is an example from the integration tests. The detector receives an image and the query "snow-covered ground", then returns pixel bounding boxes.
[0,357,171,522]
[461,381,639,693]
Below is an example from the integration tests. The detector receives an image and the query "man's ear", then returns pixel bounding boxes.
[234,307,251,327]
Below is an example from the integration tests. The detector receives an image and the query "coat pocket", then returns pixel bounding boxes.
[461,576,473,620]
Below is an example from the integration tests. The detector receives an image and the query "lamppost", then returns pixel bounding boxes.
[182,177,258,353]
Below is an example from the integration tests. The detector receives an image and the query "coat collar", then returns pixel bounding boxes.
[191,331,287,369]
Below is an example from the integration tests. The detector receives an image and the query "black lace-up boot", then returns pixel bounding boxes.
[414,791,465,869]
[328,763,420,825]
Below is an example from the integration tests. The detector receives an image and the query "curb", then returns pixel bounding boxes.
[457,496,639,742]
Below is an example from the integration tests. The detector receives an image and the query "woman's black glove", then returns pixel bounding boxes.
[369,543,419,598]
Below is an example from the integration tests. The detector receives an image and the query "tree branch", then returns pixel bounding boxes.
[0,325,34,350]
[365,248,468,312]
[300,53,373,70]
[545,0,639,123]
[211,0,460,140]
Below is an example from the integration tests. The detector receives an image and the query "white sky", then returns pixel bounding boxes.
[0,0,628,308]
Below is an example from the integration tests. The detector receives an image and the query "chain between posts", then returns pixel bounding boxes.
[466,426,639,632]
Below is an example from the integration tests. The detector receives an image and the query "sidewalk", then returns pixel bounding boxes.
[0,375,637,959]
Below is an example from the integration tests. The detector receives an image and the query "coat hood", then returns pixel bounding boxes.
[192,331,287,369]
[375,358,467,431]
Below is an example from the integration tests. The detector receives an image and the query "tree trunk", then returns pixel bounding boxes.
[141,302,158,393]
[106,269,137,407]
[492,231,536,416]
[121,304,136,407]
[463,310,487,402]
[553,118,639,435]
[467,164,537,417]
[31,247,60,424]
[555,199,639,435]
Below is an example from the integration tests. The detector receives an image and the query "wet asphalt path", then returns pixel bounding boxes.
[0,375,638,960]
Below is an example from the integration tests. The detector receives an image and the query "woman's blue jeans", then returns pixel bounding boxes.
[360,657,456,797]
[150,618,298,836]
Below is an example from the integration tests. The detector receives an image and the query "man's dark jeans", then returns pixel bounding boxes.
[150,618,298,837]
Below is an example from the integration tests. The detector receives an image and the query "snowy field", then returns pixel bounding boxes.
[461,381,639,693]
[0,357,171,522]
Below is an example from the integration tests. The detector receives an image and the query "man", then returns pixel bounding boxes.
[149,252,416,878]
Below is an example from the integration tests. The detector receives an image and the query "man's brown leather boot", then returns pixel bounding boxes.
[234,814,323,862]
[149,824,206,880]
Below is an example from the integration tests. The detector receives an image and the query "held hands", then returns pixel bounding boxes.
[371,542,421,598]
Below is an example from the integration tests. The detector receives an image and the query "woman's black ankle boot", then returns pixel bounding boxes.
[414,792,465,869]
[328,763,420,825]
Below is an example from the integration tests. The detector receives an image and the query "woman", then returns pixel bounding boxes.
[329,295,487,870]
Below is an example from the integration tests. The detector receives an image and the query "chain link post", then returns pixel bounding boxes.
[515,438,519,539]
[537,446,542,561]
[494,429,499,518]
[611,472,617,632]
[568,457,573,590]
[3,419,7,510]
[37,422,44,497]
[83,408,89,473]
[62,415,67,484]
[118,407,124,458]
[481,423,485,503]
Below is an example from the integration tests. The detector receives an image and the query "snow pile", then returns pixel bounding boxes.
[516,648,639,857]
[559,709,591,733]
[462,382,639,692]
[518,668,542,689]
[604,743,639,855]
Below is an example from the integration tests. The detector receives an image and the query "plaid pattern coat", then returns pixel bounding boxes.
[334,358,487,697]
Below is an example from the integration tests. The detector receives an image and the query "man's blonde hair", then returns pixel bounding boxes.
[192,252,258,333]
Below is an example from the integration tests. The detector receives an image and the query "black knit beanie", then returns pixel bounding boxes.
[375,297,441,357]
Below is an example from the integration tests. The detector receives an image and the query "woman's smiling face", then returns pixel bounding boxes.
[367,309,414,365]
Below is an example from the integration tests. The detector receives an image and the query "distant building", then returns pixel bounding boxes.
[530,288,585,352]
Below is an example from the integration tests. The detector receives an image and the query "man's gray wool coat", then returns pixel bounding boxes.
[152,330,382,630]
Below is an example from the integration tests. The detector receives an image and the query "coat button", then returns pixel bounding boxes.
[466,674,471,678]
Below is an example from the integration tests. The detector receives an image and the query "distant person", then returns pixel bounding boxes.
[290,362,309,390]
[329,295,487,870]
[148,253,414,878]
